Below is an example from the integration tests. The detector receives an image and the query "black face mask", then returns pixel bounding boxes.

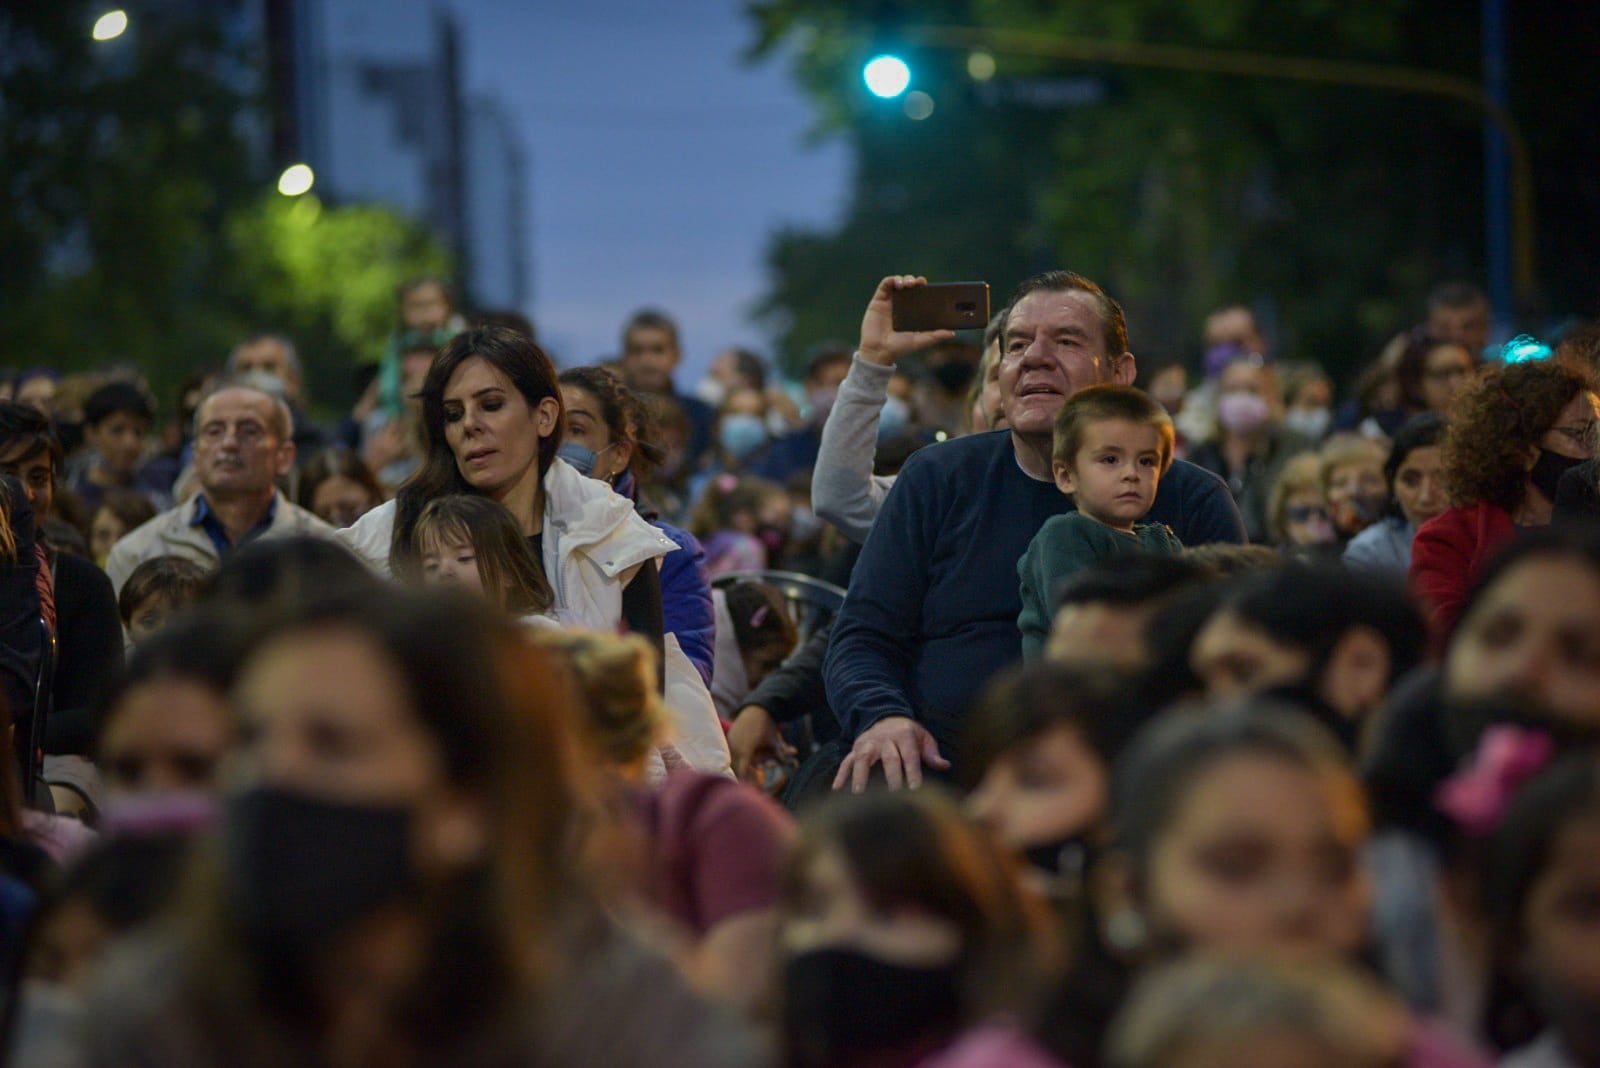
[1530,448,1585,502]
[224,787,415,967]
[931,360,975,394]
[783,947,961,1068]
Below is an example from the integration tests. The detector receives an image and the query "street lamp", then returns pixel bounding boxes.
[92,9,128,42]
[277,163,315,197]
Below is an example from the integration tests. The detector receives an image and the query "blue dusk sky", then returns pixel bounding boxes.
[453,0,851,380]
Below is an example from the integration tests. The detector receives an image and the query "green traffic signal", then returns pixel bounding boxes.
[863,54,911,98]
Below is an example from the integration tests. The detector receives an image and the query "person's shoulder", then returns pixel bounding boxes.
[81,927,210,1062]
[109,501,186,555]
[1342,518,1389,561]
[1025,511,1105,560]
[534,915,766,1067]
[1418,501,1503,541]
[899,428,1013,478]
[278,496,336,534]
[1038,510,1100,538]
[52,549,113,598]
[1132,519,1182,550]
[652,519,701,555]
[656,769,793,837]
[673,390,715,421]
[1164,457,1231,493]
[334,499,396,573]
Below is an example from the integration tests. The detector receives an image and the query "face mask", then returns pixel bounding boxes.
[557,441,615,482]
[932,361,975,394]
[782,947,961,1068]
[719,414,768,461]
[233,369,290,402]
[1333,492,1389,536]
[224,787,414,965]
[1531,448,1585,501]
[1216,390,1271,434]
[99,790,219,837]
[1284,407,1331,441]
[879,396,911,441]
[693,377,728,408]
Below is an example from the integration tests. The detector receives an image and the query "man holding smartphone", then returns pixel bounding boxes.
[823,273,1246,793]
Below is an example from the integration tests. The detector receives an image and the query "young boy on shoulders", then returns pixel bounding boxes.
[1019,385,1182,660]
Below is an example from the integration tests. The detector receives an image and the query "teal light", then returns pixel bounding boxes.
[863,55,911,99]
[1501,334,1552,364]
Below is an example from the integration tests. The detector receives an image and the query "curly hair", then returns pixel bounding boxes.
[1442,360,1595,511]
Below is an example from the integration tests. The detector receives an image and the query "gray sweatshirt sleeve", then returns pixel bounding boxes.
[812,355,898,544]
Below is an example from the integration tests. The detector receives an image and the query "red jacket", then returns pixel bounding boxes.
[1409,501,1518,645]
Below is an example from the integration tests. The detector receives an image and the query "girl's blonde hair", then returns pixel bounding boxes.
[1317,434,1386,493]
[1265,451,1325,544]
[406,494,553,615]
[530,629,664,766]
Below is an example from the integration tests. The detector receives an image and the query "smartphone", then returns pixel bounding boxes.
[891,282,991,332]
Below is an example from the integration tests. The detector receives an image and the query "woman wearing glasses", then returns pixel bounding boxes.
[1393,328,1480,421]
[1410,359,1599,641]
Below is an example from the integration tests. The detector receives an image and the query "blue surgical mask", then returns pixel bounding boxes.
[719,413,768,460]
[878,396,911,441]
[557,441,615,482]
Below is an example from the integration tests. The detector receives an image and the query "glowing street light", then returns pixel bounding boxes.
[862,54,911,99]
[92,9,128,42]
[276,163,315,197]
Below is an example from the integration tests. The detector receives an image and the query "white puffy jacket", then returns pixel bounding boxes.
[338,459,732,777]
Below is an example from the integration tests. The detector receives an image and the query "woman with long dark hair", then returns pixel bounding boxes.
[339,326,677,651]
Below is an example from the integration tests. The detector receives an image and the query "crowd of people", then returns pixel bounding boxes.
[1,266,1600,1067]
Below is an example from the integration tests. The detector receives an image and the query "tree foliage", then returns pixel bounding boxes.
[747,0,1600,380]
[0,1,453,412]
[225,195,452,406]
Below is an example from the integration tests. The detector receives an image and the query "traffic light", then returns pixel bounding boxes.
[862,54,911,98]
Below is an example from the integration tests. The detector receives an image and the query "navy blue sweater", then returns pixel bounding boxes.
[823,430,1244,760]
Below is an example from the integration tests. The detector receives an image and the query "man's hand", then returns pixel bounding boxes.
[728,704,794,784]
[858,276,957,367]
[832,715,950,793]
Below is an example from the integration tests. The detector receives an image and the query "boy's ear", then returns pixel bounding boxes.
[1053,460,1076,496]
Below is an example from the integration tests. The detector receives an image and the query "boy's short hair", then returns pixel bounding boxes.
[84,382,155,428]
[117,556,214,625]
[1051,384,1175,471]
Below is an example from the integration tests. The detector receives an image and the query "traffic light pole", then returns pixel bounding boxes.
[904,24,1536,315]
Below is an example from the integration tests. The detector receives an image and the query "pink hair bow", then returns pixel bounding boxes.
[1435,725,1555,836]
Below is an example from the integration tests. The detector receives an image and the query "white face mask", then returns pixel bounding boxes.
[1284,407,1332,441]
[693,377,727,408]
